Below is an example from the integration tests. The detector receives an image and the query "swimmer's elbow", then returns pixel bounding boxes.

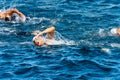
[17,12,26,22]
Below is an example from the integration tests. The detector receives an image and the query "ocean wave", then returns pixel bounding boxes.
[0,0,120,79]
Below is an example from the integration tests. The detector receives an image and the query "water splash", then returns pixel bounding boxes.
[44,31,76,46]
[98,28,106,37]
[98,28,119,37]
[101,48,111,54]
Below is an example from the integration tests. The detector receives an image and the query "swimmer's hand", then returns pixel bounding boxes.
[21,16,26,22]
[32,31,43,39]
[36,32,43,37]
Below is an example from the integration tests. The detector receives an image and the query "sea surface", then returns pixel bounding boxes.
[0,0,120,80]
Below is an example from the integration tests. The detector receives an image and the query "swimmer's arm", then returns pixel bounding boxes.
[12,8,26,22]
[36,27,55,37]
[5,8,26,22]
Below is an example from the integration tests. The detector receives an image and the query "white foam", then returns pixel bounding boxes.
[101,48,111,54]
[98,29,106,37]
[45,39,75,46]
[53,31,76,45]
[111,43,120,48]
[110,28,117,35]
[19,42,32,45]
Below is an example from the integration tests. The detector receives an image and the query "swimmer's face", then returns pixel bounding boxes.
[34,38,45,46]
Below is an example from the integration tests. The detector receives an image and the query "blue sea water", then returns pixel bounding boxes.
[0,0,120,80]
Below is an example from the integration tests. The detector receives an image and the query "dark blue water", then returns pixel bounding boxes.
[0,0,120,80]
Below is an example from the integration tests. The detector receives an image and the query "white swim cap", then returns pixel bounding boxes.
[110,28,117,35]
[32,36,37,41]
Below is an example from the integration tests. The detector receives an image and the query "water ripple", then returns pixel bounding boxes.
[0,0,120,79]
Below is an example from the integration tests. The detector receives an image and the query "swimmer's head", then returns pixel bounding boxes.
[110,28,117,35]
[33,36,45,46]
[4,15,11,21]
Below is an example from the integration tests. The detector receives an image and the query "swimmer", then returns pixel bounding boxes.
[0,8,26,22]
[32,27,55,46]
[110,28,120,35]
